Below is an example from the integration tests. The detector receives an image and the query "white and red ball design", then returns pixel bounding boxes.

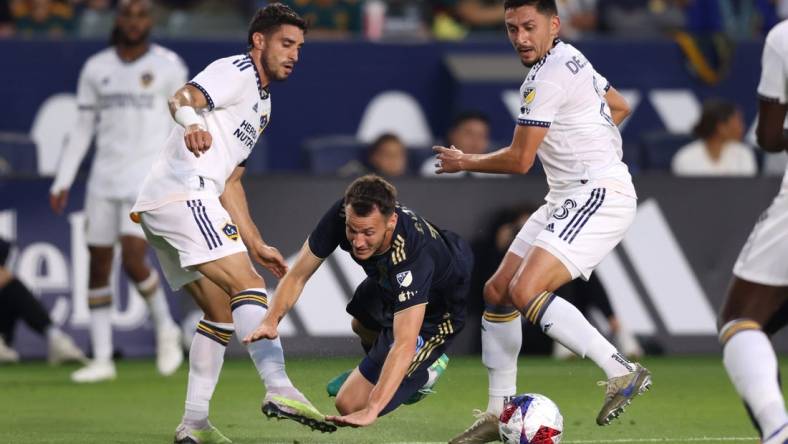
[498,393,563,444]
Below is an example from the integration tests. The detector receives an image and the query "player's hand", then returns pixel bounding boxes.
[432,145,465,174]
[243,319,279,343]
[184,124,212,157]
[326,407,378,428]
[49,190,69,215]
[250,242,289,278]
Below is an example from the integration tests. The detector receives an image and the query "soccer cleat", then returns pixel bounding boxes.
[448,409,500,444]
[405,353,449,405]
[174,422,232,444]
[763,422,788,444]
[261,386,337,433]
[326,369,351,397]
[0,337,19,363]
[71,360,116,383]
[596,363,652,426]
[156,325,184,376]
[48,333,87,365]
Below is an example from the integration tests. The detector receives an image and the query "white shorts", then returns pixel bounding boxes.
[85,195,145,246]
[733,188,788,286]
[508,187,636,280]
[137,197,247,290]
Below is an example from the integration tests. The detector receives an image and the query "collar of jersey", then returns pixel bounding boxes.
[245,53,270,101]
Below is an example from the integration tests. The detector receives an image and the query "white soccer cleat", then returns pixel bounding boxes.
[156,325,183,376]
[71,360,116,383]
[48,333,87,365]
[0,337,19,363]
[764,422,788,444]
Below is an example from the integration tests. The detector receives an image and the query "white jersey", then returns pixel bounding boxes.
[51,44,188,200]
[757,19,788,190]
[517,40,634,203]
[133,54,272,212]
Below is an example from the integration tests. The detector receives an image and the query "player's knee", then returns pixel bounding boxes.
[483,278,509,306]
[718,318,763,346]
[120,250,148,281]
[334,393,355,415]
[508,280,540,311]
[88,258,112,286]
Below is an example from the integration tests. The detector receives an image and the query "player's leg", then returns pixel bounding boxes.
[0,267,20,362]
[719,278,788,441]
[119,231,182,376]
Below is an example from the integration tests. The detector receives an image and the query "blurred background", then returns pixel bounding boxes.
[0,0,786,362]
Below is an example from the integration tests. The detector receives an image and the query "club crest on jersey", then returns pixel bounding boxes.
[259,114,269,133]
[140,72,154,88]
[222,223,239,241]
[396,270,413,287]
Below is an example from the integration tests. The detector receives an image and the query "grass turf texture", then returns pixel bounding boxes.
[2,356,786,443]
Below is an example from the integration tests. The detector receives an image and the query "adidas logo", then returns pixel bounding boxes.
[253,103,259,113]
[543,322,553,333]
[545,223,554,233]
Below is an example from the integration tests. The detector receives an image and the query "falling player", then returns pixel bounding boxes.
[434,1,651,442]
[50,0,186,383]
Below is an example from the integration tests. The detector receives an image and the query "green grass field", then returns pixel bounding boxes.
[2,356,786,443]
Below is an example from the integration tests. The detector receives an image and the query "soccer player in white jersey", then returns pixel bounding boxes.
[718,19,788,444]
[434,1,651,441]
[130,4,334,442]
[50,0,186,384]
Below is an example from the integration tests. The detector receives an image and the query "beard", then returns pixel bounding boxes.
[117,27,150,47]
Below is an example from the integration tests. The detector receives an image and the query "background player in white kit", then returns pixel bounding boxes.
[130,4,335,442]
[49,0,186,383]
[717,19,788,444]
[433,1,651,442]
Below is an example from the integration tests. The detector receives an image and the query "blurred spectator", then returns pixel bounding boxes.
[12,0,75,37]
[379,0,429,40]
[682,0,778,39]
[0,0,14,36]
[278,0,361,38]
[596,0,684,38]
[421,111,492,178]
[557,0,598,40]
[432,0,503,39]
[339,133,408,178]
[672,98,757,177]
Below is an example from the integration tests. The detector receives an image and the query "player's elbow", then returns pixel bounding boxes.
[757,127,785,152]
[513,157,534,174]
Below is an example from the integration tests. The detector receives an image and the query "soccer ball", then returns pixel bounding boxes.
[499,393,563,444]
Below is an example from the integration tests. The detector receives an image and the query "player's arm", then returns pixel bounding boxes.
[243,240,323,343]
[605,86,631,126]
[220,165,287,277]
[434,123,546,175]
[755,34,788,152]
[757,99,788,152]
[169,83,212,157]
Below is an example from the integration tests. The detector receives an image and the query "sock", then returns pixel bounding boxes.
[524,292,633,379]
[135,271,177,331]
[482,305,522,415]
[230,289,292,389]
[87,286,113,362]
[721,320,788,438]
[183,319,233,429]
[46,326,65,343]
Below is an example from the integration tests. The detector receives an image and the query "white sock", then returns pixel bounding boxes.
[231,289,292,389]
[136,271,177,331]
[45,326,64,343]
[528,293,632,379]
[87,286,113,363]
[722,322,788,438]
[183,319,232,429]
[482,307,522,415]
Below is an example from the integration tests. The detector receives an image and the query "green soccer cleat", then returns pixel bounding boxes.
[262,389,337,433]
[326,369,352,397]
[173,422,232,444]
[448,409,500,444]
[596,363,652,426]
[404,353,449,405]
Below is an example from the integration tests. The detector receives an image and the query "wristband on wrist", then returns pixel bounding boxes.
[174,106,202,128]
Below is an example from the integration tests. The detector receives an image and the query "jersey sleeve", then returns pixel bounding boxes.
[758,35,788,103]
[517,79,565,128]
[187,58,246,111]
[75,60,98,111]
[307,199,346,259]
[593,69,611,93]
[389,253,434,314]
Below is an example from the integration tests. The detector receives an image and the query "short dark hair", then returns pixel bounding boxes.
[450,111,491,131]
[503,0,558,15]
[368,133,403,156]
[247,3,307,47]
[693,98,738,139]
[344,175,398,218]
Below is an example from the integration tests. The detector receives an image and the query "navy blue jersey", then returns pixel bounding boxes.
[308,199,473,331]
